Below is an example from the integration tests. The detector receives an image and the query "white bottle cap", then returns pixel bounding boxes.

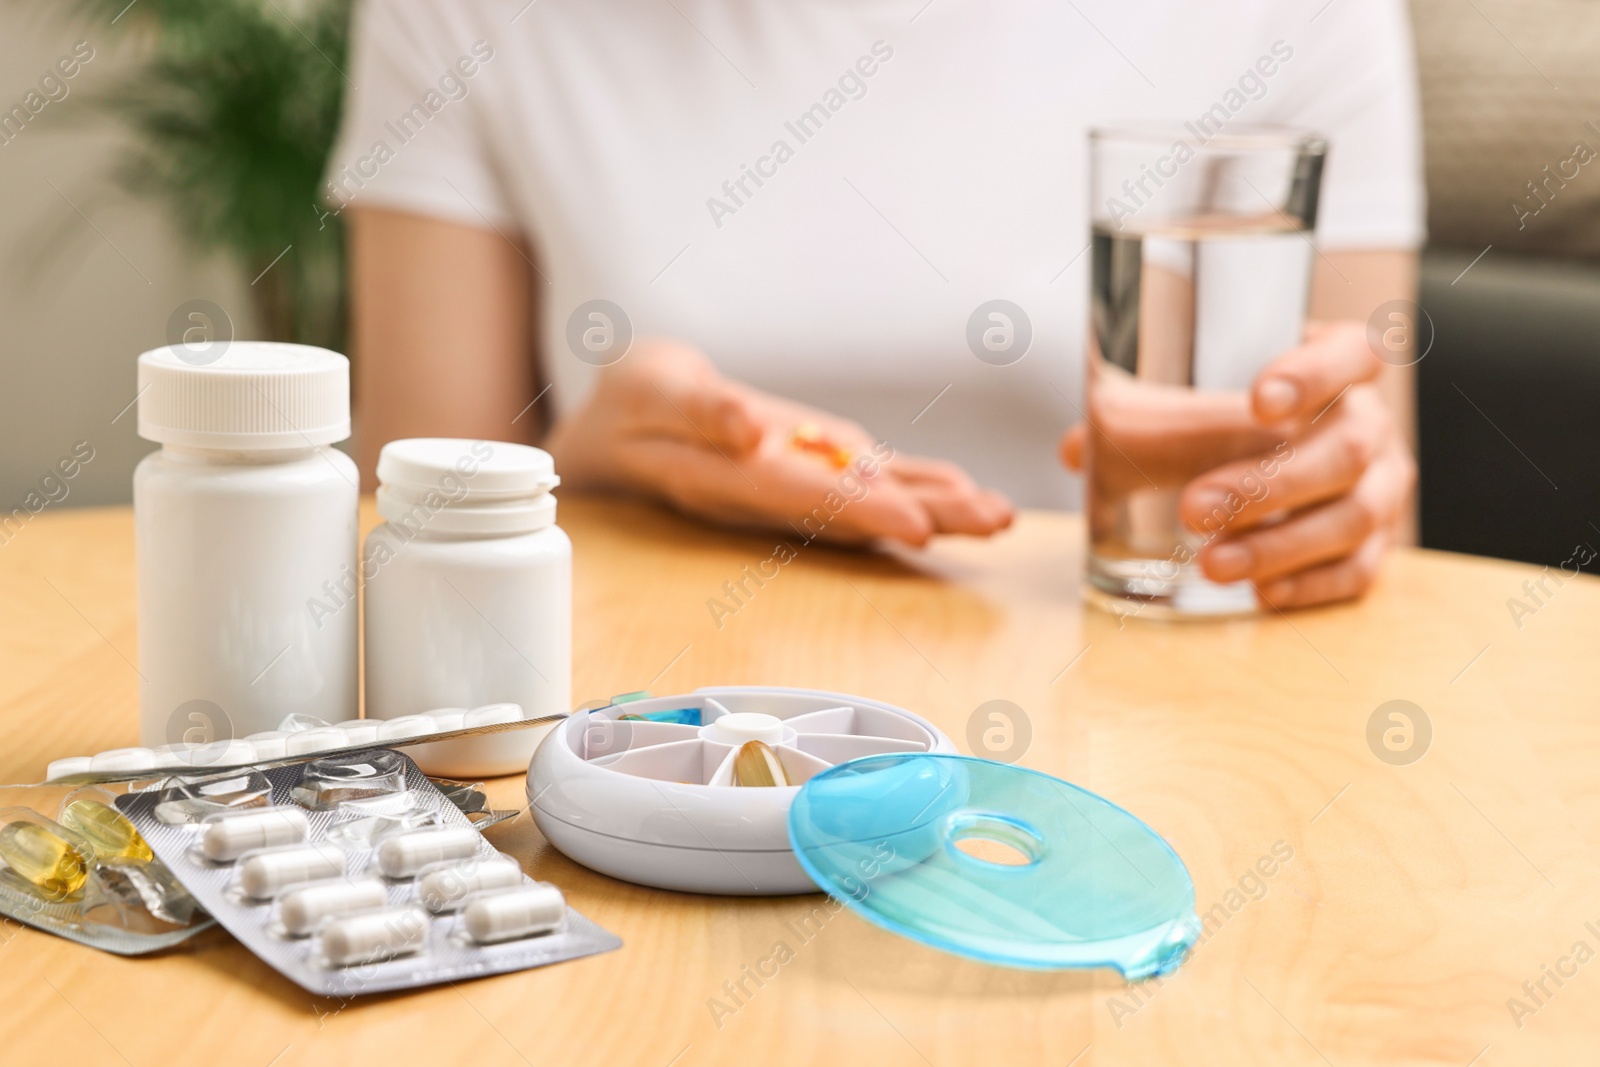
[137,343,351,450]
[376,439,560,535]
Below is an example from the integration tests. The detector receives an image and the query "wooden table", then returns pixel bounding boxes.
[1,497,1597,1066]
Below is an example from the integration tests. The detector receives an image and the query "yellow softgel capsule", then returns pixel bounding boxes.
[731,741,788,788]
[0,821,90,900]
[60,799,154,864]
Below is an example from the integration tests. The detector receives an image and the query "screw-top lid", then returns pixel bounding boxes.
[137,343,351,450]
[376,438,560,535]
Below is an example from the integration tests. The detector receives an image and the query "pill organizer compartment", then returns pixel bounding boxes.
[527,686,956,895]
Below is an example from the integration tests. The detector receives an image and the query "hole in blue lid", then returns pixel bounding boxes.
[947,813,1042,868]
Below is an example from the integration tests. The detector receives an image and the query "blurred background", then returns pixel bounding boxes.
[1,0,1596,567]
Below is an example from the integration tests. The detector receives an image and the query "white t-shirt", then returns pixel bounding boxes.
[327,0,1424,507]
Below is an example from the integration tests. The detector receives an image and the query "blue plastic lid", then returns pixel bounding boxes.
[788,754,1199,978]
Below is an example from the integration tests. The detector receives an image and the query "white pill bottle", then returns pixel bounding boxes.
[363,439,571,777]
[134,343,358,746]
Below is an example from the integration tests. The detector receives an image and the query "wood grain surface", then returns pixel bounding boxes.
[0,496,1596,1067]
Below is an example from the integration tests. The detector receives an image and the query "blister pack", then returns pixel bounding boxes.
[117,749,620,995]
[0,785,214,955]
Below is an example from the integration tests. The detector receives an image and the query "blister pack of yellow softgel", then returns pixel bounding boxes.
[0,786,213,955]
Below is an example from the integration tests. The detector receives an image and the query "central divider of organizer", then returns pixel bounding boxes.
[526,686,957,895]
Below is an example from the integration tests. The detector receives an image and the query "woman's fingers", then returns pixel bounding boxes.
[645,372,764,454]
[1199,441,1413,590]
[1199,494,1374,585]
[614,343,765,454]
[1252,321,1382,424]
[888,454,1015,535]
[1179,384,1390,535]
[902,481,1015,536]
[1254,529,1391,610]
[1059,424,1087,472]
[625,436,936,546]
[1081,384,1274,490]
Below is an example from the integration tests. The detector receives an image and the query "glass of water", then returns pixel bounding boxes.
[1085,125,1326,618]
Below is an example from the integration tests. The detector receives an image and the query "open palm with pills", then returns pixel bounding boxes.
[546,341,1015,547]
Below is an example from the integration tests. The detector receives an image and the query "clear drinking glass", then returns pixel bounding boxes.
[1085,125,1326,618]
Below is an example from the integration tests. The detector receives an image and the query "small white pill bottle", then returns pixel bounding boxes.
[134,343,358,746]
[363,439,571,777]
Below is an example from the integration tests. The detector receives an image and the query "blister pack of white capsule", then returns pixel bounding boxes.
[116,749,620,995]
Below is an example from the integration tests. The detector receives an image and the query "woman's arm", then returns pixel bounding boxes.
[349,207,539,488]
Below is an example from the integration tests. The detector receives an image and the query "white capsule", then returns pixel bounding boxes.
[427,709,467,732]
[376,715,435,741]
[245,731,292,759]
[464,885,566,944]
[335,719,382,745]
[278,877,387,933]
[417,856,523,912]
[45,756,92,782]
[150,744,191,769]
[239,843,345,899]
[320,905,429,966]
[90,747,158,773]
[287,728,347,756]
[188,739,257,767]
[465,703,523,727]
[375,827,479,878]
[202,807,309,861]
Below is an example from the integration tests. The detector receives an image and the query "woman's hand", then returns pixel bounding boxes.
[546,339,1014,546]
[1062,322,1415,608]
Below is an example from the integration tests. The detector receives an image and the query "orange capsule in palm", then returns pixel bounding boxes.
[789,423,852,470]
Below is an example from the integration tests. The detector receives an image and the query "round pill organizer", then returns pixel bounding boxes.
[526,686,955,895]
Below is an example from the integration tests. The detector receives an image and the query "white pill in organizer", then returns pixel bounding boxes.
[239,843,346,899]
[418,856,523,913]
[465,703,523,727]
[202,807,309,862]
[278,877,388,934]
[376,828,479,878]
[464,885,566,944]
[320,905,430,966]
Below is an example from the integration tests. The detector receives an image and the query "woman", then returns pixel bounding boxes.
[328,0,1423,608]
